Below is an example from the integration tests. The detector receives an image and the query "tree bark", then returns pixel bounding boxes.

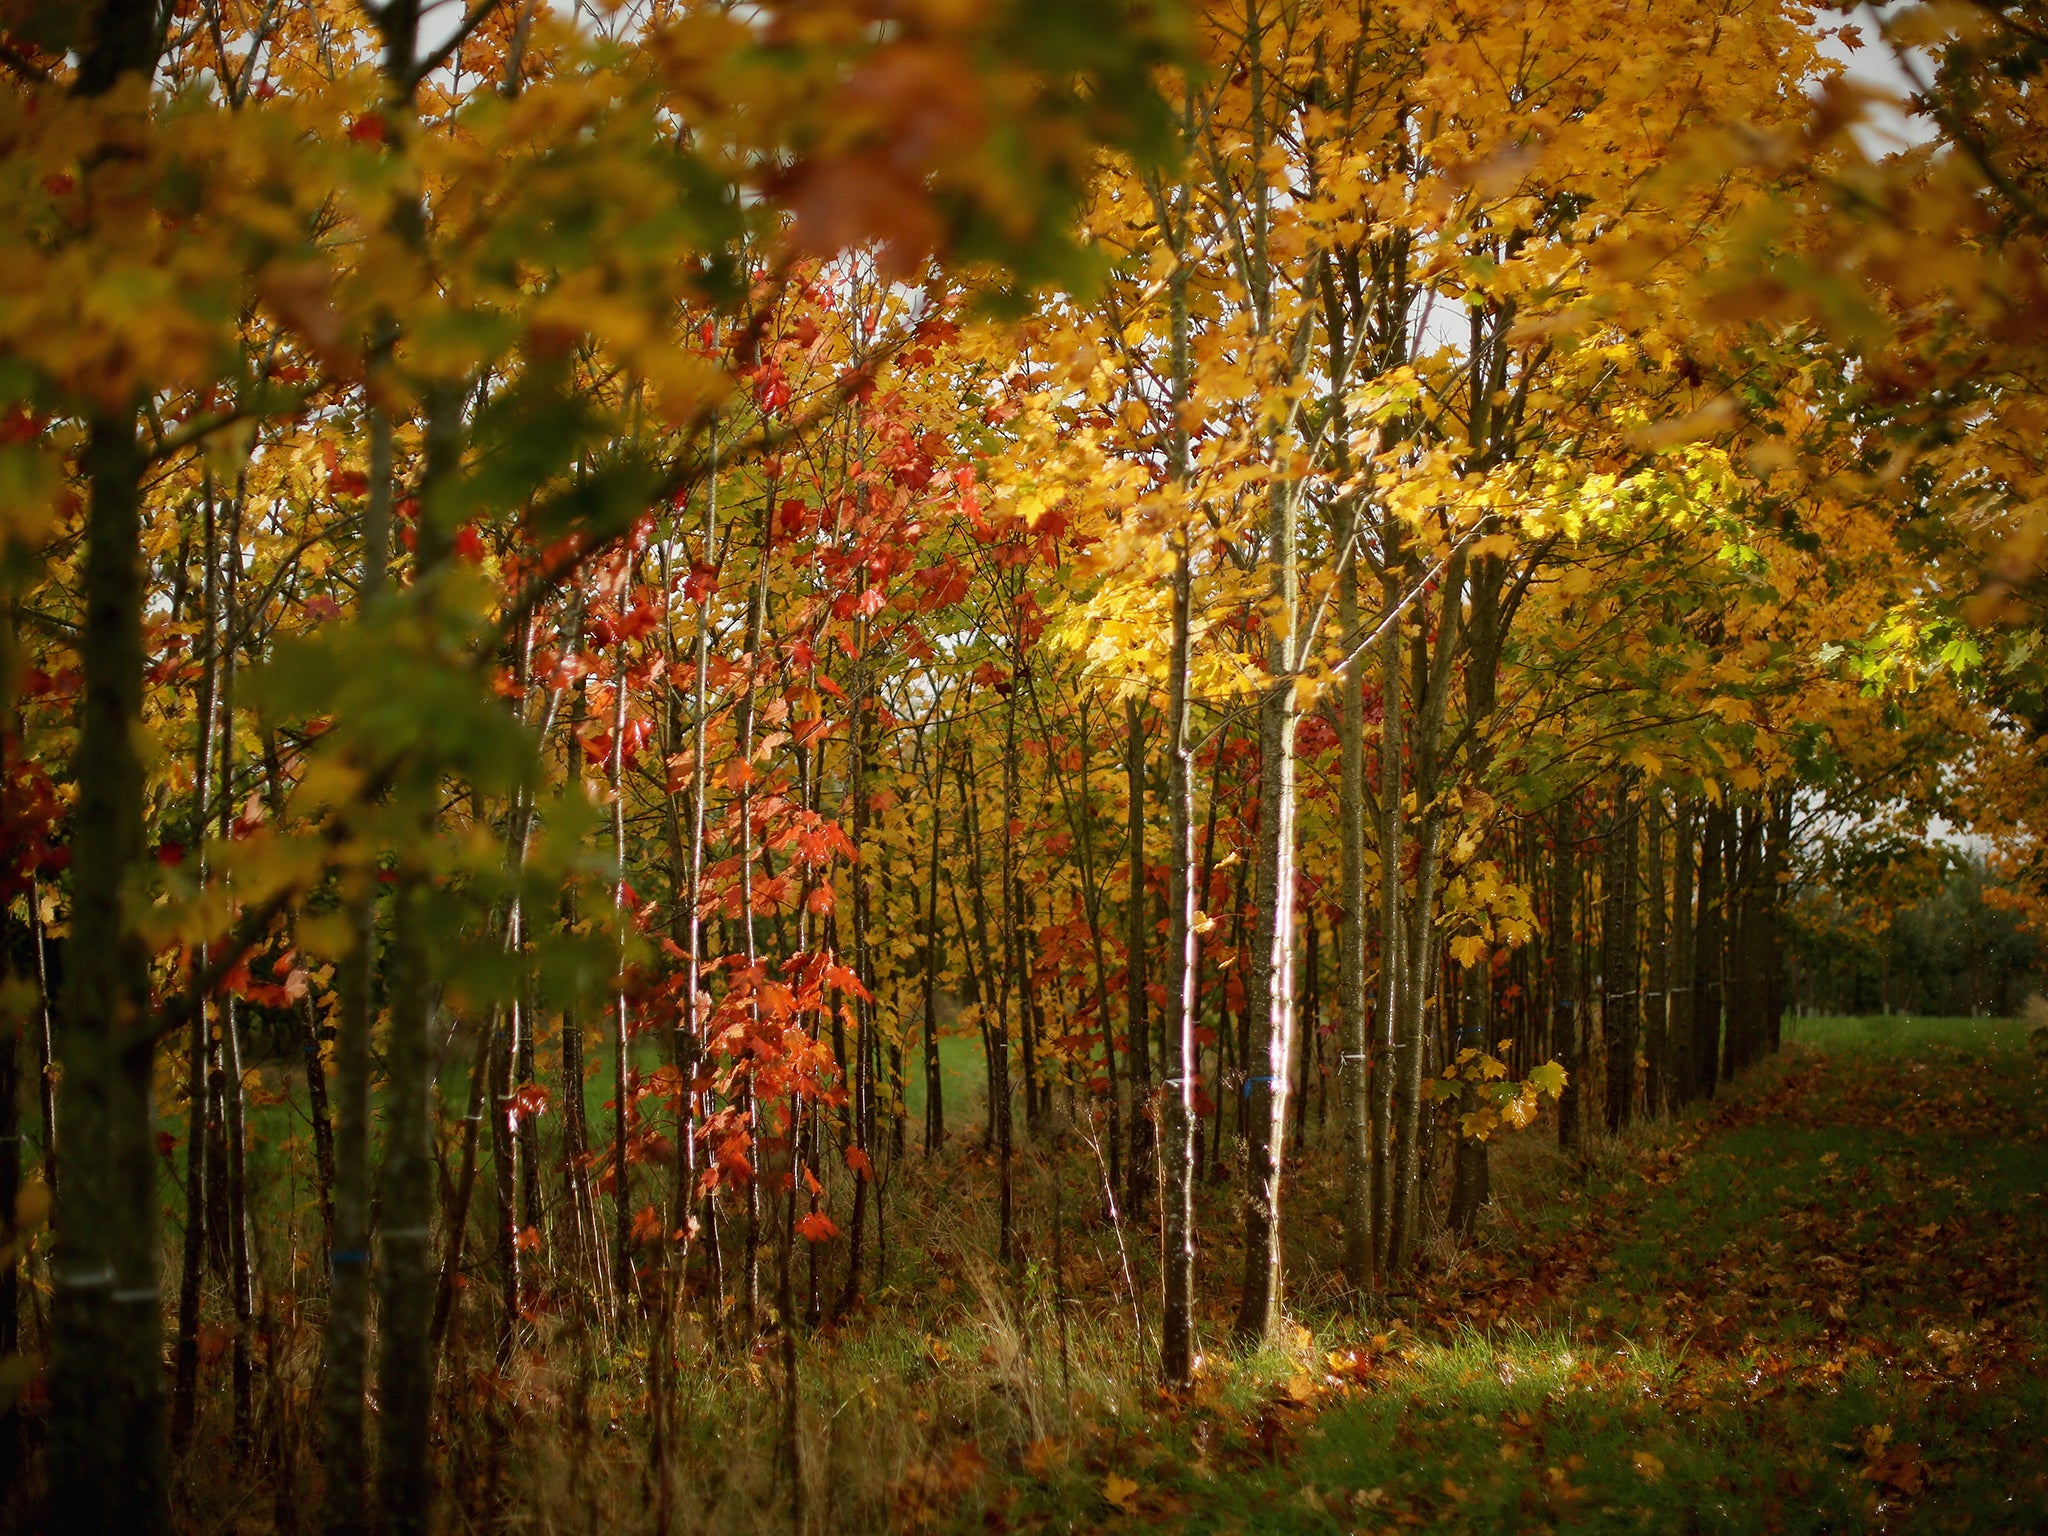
[1552,803,1583,1153]
[50,409,167,1534]
[1602,782,1638,1134]
[1692,805,1728,1101]
[1336,511,1371,1286]
[1643,792,1668,1118]
[171,492,222,1454]
[320,400,391,1536]
[1124,694,1151,1219]
[1157,145,1199,1385]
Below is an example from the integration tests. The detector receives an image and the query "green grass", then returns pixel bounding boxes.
[141,1012,2048,1533]
[1782,1011,2037,1054]
[916,1014,2048,1534]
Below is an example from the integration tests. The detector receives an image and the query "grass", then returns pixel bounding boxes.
[798,1013,2048,1534]
[122,1013,2048,1533]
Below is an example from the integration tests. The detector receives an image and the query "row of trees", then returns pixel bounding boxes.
[2,0,2046,1530]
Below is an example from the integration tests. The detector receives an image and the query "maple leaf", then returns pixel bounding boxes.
[1101,1473,1140,1515]
[795,1212,837,1243]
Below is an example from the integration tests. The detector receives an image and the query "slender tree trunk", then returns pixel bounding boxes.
[1643,794,1668,1118]
[1602,781,1638,1134]
[736,529,774,1333]
[1124,694,1152,1218]
[1233,606,1299,1340]
[611,662,637,1320]
[0,706,23,1493]
[30,878,57,1198]
[171,493,221,1454]
[837,667,879,1311]
[1668,799,1696,1106]
[1386,555,1463,1273]
[922,735,947,1155]
[1368,580,1403,1281]
[493,941,522,1370]
[993,652,1020,1265]
[430,1011,495,1361]
[1336,522,1371,1285]
[217,506,257,1451]
[1693,807,1728,1100]
[561,688,602,1297]
[1447,953,1490,1235]
[1158,148,1198,1384]
[1386,807,1444,1272]
[1552,804,1583,1152]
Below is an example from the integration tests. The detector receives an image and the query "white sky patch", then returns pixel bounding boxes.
[1815,2,1939,156]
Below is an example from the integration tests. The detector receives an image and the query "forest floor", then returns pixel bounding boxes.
[170,1017,2048,1534]
[653,1016,2047,1536]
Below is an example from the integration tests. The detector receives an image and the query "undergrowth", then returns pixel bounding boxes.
[147,1018,2048,1533]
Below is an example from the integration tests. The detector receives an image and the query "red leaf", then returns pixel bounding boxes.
[796,1212,838,1243]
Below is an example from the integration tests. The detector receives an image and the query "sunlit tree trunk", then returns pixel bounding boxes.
[1157,138,1199,1383]
[1233,478,1300,1340]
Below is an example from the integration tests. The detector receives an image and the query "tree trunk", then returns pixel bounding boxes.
[921,736,946,1155]
[320,400,392,1536]
[611,665,638,1320]
[1124,694,1152,1219]
[1643,792,1668,1118]
[50,408,167,1533]
[1669,800,1697,1106]
[171,491,222,1454]
[992,656,1019,1265]
[1158,154,1198,1385]
[216,507,257,1451]
[1336,529,1370,1283]
[1552,804,1583,1153]
[1601,782,1638,1135]
[1233,615,1299,1341]
[1369,566,1403,1278]
[1693,806,1728,1101]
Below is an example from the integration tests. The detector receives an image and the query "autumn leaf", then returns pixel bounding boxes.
[795,1211,838,1243]
[1101,1472,1140,1515]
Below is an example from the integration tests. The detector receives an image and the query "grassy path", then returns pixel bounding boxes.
[976,1020,2047,1534]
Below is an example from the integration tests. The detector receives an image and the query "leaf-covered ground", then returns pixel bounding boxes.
[936,1018,2048,1534]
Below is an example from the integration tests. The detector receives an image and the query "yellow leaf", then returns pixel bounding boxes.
[1448,934,1487,968]
[1102,1472,1140,1514]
